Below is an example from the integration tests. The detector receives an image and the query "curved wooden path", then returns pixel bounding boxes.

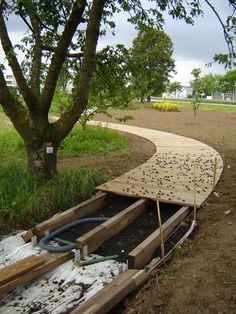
[89,121,223,208]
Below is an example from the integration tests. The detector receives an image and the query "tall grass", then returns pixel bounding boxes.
[0,120,130,231]
[0,125,25,162]
[0,163,107,229]
[59,125,128,157]
[0,124,129,161]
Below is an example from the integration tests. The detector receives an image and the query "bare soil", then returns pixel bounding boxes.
[58,132,155,179]
[2,107,236,313]
[93,107,236,314]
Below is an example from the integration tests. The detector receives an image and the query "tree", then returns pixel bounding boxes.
[191,68,202,122]
[0,1,235,178]
[167,81,182,97]
[130,27,175,102]
[199,73,222,96]
[219,69,236,93]
[78,45,133,127]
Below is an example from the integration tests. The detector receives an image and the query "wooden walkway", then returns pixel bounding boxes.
[89,121,223,207]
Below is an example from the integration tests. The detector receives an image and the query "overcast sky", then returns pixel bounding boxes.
[0,0,235,86]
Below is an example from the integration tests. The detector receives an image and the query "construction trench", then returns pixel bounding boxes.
[0,122,223,314]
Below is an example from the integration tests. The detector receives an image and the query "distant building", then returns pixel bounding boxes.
[160,85,193,99]
[173,86,193,99]
[4,74,16,87]
[213,90,236,101]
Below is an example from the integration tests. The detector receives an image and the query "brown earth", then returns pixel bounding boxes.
[2,107,236,313]
[58,132,155,178]
[93,107,236,314]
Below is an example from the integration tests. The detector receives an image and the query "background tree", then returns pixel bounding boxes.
[78,45,133,127]
[0,0,235,178]
[219,69,236,93]
[130,27,175,102]
[199,73,222,96]
[167,81,182,98]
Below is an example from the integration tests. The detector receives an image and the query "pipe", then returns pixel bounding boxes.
[38,217,108,252]
[145,220,197,272]
[79,255,119,266]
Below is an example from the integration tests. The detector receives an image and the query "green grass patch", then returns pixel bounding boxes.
[0,125,26,163]
[0,163,107,227]
[179,102,236,113]
[152,102,181,112]
[0,116,131,231]
[155,97,236,106]
[59,125,129,157]
[0,122,130,162]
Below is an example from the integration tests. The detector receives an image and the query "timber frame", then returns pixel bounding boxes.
[0,193,191,314]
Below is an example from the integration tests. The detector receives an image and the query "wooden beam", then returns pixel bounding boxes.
[70,269,147,314]
[0,255,44,286]
[22,192,108,241]
[0,251,73,295]
[128,206,190,269]
[22,229,34,243]
[76,199,148,254]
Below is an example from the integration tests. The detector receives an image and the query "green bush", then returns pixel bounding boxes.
[152,102,180,112]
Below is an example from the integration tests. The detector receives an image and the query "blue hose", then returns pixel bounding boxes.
[38,217,108,252]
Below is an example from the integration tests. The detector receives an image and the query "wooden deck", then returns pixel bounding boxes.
[90,122,223,207]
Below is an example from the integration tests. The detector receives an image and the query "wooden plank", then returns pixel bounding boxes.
[23,192,108,240]
[128,206,190,269]
[76,199,148,253]
[93,122,223,209]
[97,182,200,207]
[22,229,34,243]
[0,251,73,295]
[71,269,147,314]
[0,255,45,286]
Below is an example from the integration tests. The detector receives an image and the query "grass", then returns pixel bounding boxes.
[0,114,130,231]
[0,122,130,162]
[154,97,236,106]
[179,102,236,113]
[0,125,26,163]
[59,125,129,157]
[0,163,107,229]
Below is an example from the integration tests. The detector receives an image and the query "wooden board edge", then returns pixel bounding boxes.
[128,206,190,269]
[0,251,73,295]
[70,269,147,314]
[76,199,148,254]
[22,192,108,241]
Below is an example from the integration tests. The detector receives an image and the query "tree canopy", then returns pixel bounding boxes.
[0,0,235,178]
[130,27,175,101]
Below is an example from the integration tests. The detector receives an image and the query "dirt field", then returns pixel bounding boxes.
[1,106,235,313]
[93,107,236,314]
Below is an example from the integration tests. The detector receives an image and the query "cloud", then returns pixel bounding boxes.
[1,1,233,85]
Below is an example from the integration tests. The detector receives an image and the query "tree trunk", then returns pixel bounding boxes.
[147,95,151,102]
[27,143,58,179]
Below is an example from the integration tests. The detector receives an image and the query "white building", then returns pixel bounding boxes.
[4,74,16,87]
[172,86,193,99]
[161,85,193,99]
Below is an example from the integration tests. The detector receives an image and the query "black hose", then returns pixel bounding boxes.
[38,217,108,252]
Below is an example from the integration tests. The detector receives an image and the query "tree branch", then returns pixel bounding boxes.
[27,7,42,97]
[42,45,84,58]
[40,0,86,112]
[204,0,235,56]
[0,11,37,110]
[54,0,106,141]
[0,68,29,135]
